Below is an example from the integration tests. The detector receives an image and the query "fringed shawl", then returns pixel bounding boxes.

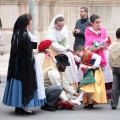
[7,31,37,105]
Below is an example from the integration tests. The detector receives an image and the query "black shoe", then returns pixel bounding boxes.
[84,104,93,109]
[111,107,117,110]
[15,107,20,113]
[21,109,36,115]
[41,105,56,112]
[55,105,65,110]
[15,107,24,114]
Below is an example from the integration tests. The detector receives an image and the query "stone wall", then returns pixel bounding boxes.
[0,0,120,48]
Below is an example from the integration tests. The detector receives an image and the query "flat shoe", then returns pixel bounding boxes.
[41,106,56,112]
[21,108,36,115]
[84,104,93,109]
[111,107,117,110]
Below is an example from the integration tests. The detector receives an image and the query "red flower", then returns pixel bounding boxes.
[38,40,52,52]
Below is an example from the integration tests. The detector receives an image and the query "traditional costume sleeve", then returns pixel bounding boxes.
[47,30,68,53]
[28,31,38,49]
[48,70,75,101]
[91,53,101,67]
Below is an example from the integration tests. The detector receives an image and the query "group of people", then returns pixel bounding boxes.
[1,6,120,115]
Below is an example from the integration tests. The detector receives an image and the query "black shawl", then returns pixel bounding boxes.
[7,31,37,106]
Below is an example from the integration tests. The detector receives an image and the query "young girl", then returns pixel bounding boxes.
[72,46,107,108]
[85,14,113,100]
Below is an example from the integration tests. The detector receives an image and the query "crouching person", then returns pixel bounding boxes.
[42,54,79,111]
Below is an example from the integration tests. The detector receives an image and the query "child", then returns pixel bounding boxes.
[72,46,107,108]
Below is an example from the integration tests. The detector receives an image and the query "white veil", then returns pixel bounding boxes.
[46,14,78,84]
[47,14,65,32]
[46,14,70,47]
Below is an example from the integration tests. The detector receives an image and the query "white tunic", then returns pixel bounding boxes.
[28,32,46,100]
[47,27,78,83]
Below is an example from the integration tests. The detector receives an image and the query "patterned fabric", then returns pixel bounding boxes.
[109,41,120,67]
[7,32,37,106]
[81,50,93,66]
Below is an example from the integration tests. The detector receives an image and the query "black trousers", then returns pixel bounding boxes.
[111,67,120,107]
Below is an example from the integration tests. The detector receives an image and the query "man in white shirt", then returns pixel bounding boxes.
[42,54,79,111]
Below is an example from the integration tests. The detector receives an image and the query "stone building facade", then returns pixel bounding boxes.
[0,0,120,48]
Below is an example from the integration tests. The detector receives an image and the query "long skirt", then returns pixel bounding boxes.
[78,69,107,105]
[78,50,113,99]
[3,79,46,107]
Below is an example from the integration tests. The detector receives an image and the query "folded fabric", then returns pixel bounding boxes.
[55,101,73,110]
[77,69,96,92]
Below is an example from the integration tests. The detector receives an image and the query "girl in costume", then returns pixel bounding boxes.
[84,14,113,100]
[3,14,46,115]
[43,14,78,91]
[72,46,107,108]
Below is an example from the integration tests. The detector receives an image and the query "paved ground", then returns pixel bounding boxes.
[0,82,120,120]
[0,54,120,120]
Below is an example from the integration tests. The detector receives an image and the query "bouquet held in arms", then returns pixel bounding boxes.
[87,37,111,51]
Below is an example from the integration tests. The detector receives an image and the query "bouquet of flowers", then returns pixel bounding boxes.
[87,37,111,51]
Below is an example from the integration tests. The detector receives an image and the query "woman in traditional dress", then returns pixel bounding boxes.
[72,46,107,108]
[2,13,46,115]
[42,14,78,91]
[84,14,113,100]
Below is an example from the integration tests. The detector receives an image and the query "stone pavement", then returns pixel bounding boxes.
[0,83,120,120]
[0,53,120,120]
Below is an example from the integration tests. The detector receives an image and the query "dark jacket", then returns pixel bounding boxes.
[73,17,89,49]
